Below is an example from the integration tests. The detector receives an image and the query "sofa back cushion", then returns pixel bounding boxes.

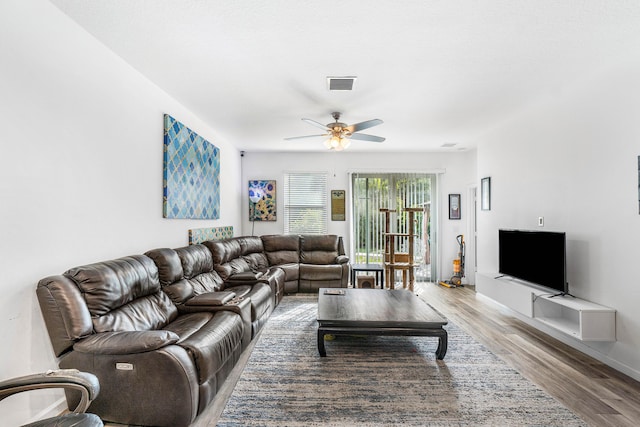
[237,236,269,271]
[175,245,224,293]
[204,239,252,280]
[261,234,300,266]
[63,255,178,334]
[299,235,341,265]
[146,246,225,305]
[144,248,191,305]
[146,248,183,286]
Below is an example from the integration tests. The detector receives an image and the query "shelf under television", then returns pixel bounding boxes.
[476,273,616,342]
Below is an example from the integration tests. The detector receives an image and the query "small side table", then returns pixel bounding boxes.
[351,263,384,288]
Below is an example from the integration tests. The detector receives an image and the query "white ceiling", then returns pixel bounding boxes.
[51,0,640,153]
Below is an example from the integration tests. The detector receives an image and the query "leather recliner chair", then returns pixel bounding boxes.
[298,234,350,292]
[36,255,245,427]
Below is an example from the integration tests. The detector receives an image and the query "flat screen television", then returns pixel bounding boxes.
[498,229,567,295]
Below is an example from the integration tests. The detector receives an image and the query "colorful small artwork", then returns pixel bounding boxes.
[163,114,220,219]
[189,226,234,245]
[249,180,276,221]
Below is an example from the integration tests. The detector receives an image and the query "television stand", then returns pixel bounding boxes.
[476,273,616,342]
[533,292,615,341]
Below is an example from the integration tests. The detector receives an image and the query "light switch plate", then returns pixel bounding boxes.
[538,217,544,227]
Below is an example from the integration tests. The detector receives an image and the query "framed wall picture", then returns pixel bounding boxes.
[449,194,461,219]
[331,190,346,221]
[248,180,276,221]
[163,114,220,219]
[481,177,491,211]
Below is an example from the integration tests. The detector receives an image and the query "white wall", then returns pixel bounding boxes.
[476,58,640,380]
[240,150,477,281]
[0,1,241,424]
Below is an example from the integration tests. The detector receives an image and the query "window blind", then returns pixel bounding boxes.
[284,172,328,234]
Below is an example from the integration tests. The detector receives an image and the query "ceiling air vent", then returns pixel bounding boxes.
[327,76,357,91]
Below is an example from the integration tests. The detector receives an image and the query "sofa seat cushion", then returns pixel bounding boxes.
[164,312,214,341]
[300,264,345,281]
[74,330,179,355]
[274,263,299,283]
[164,311,243,384]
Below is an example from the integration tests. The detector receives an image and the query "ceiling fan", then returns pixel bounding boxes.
[284,112,385,151]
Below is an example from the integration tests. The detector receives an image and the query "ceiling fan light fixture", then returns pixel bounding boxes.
[286,112,383,150]
[326,134,350,151]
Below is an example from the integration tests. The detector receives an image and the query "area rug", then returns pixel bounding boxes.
[218,294,586,426]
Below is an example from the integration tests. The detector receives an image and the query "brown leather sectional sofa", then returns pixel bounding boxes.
[36,234,348,427]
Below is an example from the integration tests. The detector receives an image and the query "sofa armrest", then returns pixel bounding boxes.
[335,255,349,264]
[225,271,265,286]
[184,291,236,306]
[73,331,179,355]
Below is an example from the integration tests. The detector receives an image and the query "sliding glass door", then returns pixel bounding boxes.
[351,172,437,282]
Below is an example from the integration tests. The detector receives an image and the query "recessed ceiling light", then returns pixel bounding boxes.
[327,76,357,91]
[441,143,457,148]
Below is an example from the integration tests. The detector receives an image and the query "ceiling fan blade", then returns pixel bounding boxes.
[284,134,328,141]
[346,119,383,133]
[302,118,330,131]
[349,133,385,142]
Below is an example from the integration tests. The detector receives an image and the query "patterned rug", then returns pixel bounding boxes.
[218,294,586,426]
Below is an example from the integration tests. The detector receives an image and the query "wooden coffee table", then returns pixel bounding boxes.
[317,288,448,359]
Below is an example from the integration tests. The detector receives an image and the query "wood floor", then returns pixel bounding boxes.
[413,283,640,427]
[114,283,640,426]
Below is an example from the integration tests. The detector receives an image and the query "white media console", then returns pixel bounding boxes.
[476,272,616,341]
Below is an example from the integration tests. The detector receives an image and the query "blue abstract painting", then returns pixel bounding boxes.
[163,114,220,219]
